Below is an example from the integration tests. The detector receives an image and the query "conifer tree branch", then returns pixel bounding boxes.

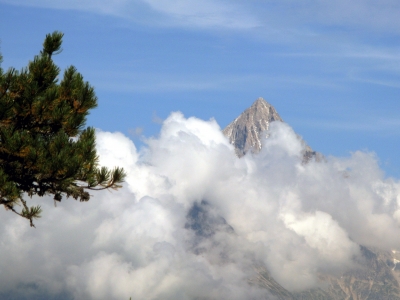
[0,31,126,227]
[1,200,37,228]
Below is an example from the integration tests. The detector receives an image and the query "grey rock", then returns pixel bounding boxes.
[222,97,282,157]
[223,97,321,162]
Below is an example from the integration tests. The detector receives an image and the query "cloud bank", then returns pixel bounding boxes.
[0,112,400,299]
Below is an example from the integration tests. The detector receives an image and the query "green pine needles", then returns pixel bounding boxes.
[0,31,126,227]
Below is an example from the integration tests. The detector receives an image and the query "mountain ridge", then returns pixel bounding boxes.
[222,97,320,162]
[222,97,283,157]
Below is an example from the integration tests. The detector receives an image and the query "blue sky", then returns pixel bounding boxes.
[1,0,399,177]
[1,3,400,299]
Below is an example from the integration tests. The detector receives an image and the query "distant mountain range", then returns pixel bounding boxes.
[220,98,400,300]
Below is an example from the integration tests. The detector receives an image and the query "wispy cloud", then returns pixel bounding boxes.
[350,77,400,88]
[0,0,260,30]
[3,0,400,34]
[86,70,343,93]
[294,117,400,134]
[0,0,131,16]
[140,0,260,29]
[273,49,400,61]
[253,0,400,34]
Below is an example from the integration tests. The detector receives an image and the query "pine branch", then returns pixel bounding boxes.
[0,31,126,227]
[2,199,41,228]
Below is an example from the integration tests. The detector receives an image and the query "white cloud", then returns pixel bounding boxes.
[1,112,399,298]
[281,210,359,268]
[295,117,400,135]
[0,0,135,16]
[140,0,259,29]
[3,0,399,89]
[0,0,259,30]
[3,0,400,34]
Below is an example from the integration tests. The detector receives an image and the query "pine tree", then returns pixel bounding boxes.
[0,31,126,227]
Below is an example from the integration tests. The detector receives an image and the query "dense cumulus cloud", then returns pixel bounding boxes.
[0,112,400,299]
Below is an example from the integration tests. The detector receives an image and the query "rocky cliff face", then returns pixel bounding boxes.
[223,97,319,162]
[222,97,282,157]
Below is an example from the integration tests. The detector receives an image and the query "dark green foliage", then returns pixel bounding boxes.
[0,32,126,227]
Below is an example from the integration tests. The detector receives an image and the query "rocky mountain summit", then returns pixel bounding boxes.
[222,97,282,157]
[223,97,319,162]
[221,98,400,299]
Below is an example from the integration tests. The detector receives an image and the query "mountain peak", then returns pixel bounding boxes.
[251,97,280,115]
[252,96,272,107]
[222,98,282,157]
[223,97,320,162]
